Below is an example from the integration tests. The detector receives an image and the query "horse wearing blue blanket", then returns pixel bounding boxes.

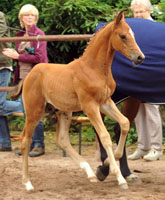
[96,18,165,182]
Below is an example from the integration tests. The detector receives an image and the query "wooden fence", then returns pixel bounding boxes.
[0,34,93,43]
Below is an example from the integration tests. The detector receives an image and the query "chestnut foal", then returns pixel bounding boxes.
[13,12,144,191]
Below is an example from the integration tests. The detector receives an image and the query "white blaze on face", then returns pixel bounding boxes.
[128,27,145,61]
[129,28,134,39]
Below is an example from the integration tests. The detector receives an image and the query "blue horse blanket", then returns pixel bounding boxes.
[96,18,165,104]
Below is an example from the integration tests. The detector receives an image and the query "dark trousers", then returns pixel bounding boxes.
[0,116,11,148]
[97,123,131,178]
[0,115,44,149]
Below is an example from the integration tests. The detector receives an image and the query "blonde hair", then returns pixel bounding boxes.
[131,0,152,11]
[18,4,39,28]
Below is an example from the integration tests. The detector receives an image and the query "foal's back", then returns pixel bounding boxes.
[23,62,82,112]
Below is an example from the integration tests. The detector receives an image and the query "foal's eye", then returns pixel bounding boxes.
[119,35,126,40]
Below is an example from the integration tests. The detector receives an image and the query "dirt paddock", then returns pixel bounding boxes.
[0,142,165,200]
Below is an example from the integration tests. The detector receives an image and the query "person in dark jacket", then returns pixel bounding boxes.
[0,11,23,152]
[2,4,48,157]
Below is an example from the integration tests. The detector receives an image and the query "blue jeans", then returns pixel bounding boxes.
[0,116,11,148]
[31,121,45,149]
[0,69,23,116]
[0,69,44,148]
[0,69,23,148]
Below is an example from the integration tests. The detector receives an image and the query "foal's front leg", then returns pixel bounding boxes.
[83,103,128,189]
[100,98,130,160]
[56,111,97,182]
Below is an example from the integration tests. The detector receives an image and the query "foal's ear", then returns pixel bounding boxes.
[114,11,124,25]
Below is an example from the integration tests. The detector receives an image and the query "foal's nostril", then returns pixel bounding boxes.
[132,54,145,66]
[137,55,143,62]
[136,55,144,64]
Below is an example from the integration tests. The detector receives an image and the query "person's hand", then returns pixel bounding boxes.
[2,48,19,59]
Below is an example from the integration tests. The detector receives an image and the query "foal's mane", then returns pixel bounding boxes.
[83,21,113,54]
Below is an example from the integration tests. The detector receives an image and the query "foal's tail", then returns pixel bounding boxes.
[0,79,23,99]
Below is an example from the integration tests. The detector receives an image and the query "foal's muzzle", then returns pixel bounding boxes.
[132,54,145,66]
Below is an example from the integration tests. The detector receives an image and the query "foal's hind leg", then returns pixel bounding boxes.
[21,97,45,191]
[56,111,97,182]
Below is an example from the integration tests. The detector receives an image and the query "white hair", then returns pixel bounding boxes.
[131,0,152,11]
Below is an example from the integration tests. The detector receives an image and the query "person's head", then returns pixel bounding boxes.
[18,4,39,28]
[131,0,152,19]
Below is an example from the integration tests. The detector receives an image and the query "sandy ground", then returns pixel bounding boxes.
[0,140,165,200]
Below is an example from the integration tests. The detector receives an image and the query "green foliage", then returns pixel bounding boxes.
[42,117,57,131]
[81,126,96,142]
[126,124,138,145]
[40,0,115,63]
[0,0,14,14]
[8,116,25,131]
[103,116,116,141]
[151,0,162,4]
[156,0,165,21]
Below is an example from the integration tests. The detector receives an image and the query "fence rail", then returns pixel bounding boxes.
[0,34,93,43]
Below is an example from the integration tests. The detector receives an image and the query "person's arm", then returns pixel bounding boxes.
[0,12,8,37]
[2,39,47,62]
[18,40,47,64]
[2,28,47,64]
[2,48,19,59]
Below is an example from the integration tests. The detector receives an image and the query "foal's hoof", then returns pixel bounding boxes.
[96,167,106,181]
[89,177,98,183]
[24,181,34,191]
[119,183,128,190]
[95,165,109,182]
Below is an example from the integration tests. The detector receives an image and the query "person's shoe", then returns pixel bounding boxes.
[125,173,142,184]
[0,146,12,152]
[143,149,163,161]
[127,148,148,160]
[15,149,22,156]
[29,147,45,157]
[15,147,45,157]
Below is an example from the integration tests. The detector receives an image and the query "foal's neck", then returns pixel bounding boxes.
[82,22,115,73]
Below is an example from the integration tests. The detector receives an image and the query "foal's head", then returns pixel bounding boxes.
[111,12,145,65]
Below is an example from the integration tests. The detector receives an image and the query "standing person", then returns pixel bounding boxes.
[0,11,23,152]
[128,0,163,161]
[2,4,48,157]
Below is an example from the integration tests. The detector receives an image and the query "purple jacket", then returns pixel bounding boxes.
[13,25,48,84]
